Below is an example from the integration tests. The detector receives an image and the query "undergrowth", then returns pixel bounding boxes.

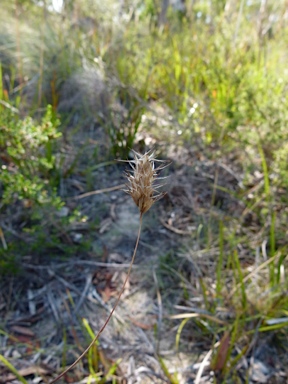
[0,0,287,382]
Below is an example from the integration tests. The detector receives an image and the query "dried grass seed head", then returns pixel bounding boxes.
[126,150,166,215]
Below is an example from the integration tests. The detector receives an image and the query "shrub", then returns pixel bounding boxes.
[0,104,62,206]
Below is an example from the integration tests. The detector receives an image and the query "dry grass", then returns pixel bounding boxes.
[125,150,167,215]
[48,150,168,383]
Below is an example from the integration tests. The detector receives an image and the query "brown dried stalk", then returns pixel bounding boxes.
[50,150,167,384]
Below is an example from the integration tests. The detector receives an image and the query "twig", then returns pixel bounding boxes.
[23,261,136,269]
[74,274,93,314]
[0,100,19,113]
[0,227,8,250]
[74,184,126,200]
[47,291,60,323]
[195,346,215,384]
[160,218,196,235]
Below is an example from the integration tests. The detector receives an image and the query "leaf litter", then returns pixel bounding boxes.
[0,128,287,383]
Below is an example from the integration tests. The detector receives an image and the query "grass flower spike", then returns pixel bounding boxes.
[126,150,166,215]
[50,149,167,384]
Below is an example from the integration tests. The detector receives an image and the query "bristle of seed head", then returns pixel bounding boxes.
[125,150,166,215]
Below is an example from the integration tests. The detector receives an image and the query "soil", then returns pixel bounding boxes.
[0,124,287,384]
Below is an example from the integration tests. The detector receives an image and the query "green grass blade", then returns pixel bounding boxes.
[258,143,270,200]
[158,355,179,384]
[258,322,288,332]
[223,315,240,377]
[233,250,247,311]
[216,220,224,299]
[270,209,276,258]
[175,317,190,351]
[0,354,28,384]
[0,64,3,102]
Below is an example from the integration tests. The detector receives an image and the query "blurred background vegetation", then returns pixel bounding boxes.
[0,0,288,382]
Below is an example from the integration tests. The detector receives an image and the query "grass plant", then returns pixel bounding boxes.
[49,150,167,383]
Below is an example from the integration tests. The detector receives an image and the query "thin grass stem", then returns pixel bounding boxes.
[49,214,143,384]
